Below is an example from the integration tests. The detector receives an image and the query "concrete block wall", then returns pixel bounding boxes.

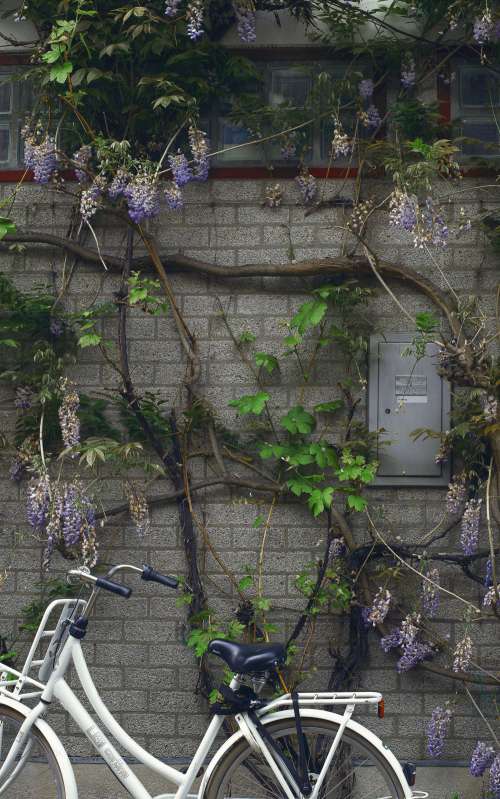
[0,175,498,771]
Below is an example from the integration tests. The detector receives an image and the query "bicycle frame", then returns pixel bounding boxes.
[0,595,414,799]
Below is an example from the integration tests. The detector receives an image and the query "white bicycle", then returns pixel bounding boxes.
[0,563,427,799]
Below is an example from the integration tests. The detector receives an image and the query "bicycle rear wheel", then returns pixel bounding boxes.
[205,716,407,799]
[0,704,66,798]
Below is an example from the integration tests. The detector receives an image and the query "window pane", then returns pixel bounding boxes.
[218,121,261,162]
[270,70,311,107]
[460,68,499,108]
[0,81,12,113]
[462,120,499,156]
[0,127,10,162]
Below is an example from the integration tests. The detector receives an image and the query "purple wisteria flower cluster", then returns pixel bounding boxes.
[280,134,297,160]
[401,54,416,89]
[165,182,184,210]
[14,385,32,410]
[426,705,452,757]
[469,743,500,798]
[460,497,482,555]
[189,125,210,180]
[446,473,467,514]
[23,130,58,184]
[168,151,192,187]
[80,183,102,221]
[473,10,493,45]
[483,583,500,608]
[357,77,381,129]
[164,0,181,16]
[27,474,98,569]
[186,0,204,40]
[73,145,92,183]
[125,482,151,537]
[234,4,256,43]
[358,78,374,100]
[108,169,130,200]
[330,536,346,560]
[421,569,440,617]
[331,121,351,159]
[366,587,392,626]
[295,169,317,205]
[123,173,161,224]
[470,741,495,777]
[389,189,418,231]
[452,633,472,672]
[380,612,435,672]
[389,190,449,248]
[364,104,382,129]
[27,474,51,530]
[490,755,500,798]
[58,378,80,450]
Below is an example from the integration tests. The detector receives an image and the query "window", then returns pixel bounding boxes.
[213,62,364,167]
[454,65,500,158]
[0,69,29,168]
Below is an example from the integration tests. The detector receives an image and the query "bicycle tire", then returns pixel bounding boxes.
[205,716,408,799]
[0,703,66,798]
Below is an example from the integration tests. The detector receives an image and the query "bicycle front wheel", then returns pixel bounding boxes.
[205,716,407,799]
[0,704,66,798]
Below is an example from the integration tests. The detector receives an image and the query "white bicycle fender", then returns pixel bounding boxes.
[0,695,78,798]
[198,708,413,799]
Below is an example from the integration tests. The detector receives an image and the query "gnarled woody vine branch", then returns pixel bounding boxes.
[5,222,499,690]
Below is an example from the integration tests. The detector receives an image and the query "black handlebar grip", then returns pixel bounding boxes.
[95,577,132,598]
[141,565,179,589]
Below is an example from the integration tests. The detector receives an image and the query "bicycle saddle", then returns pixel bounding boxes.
[207,639,286,673]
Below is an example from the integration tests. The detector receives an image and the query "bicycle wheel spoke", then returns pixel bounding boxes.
[0,708,65,798]
[208,718,405,799]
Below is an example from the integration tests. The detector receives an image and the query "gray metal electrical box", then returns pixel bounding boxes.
[368,334,451,486]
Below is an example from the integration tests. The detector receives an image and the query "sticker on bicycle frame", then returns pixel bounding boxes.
[86,724,130,781]
[395,374,428,403]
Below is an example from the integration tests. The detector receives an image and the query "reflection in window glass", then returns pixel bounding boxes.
[0,82,12,114]
[218,121,261,162]
[0,128,10,162]
[270,70,311,107]
[462,121,499,156]
[460,69,499,108]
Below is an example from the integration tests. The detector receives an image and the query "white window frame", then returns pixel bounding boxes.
[452,61,500,160]
[0,67,28,169]
[212,60,366,167]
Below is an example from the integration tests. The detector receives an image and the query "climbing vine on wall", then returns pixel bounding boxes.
[1,0,500,783]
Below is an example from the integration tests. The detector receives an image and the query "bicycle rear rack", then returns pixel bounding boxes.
[259,691,383,715]
[0,598,86,701]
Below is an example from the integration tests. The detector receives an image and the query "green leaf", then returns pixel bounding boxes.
[313,400,344,414]
[49,61,73,83]
[0,217,16,240]
[283,332,302,350]
[229,392,269,415]
[238,575,253,591]
[86,68,104,84]
[415,311,438,333]
[42,46,64,64]
[309,442,338,469]
[255,352,279,374]
[281,405,315,435]
[287,474,314,497]
[347,494,367,511]
[307,487,334,517]
[290,300,327,334]
[0,338,18,348]
[252,514,264,529]
[78,333,102,348]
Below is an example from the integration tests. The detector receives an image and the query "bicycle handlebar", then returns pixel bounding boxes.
[95,577,132,598]
[67,563,178,600]
[141,565,178,589]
